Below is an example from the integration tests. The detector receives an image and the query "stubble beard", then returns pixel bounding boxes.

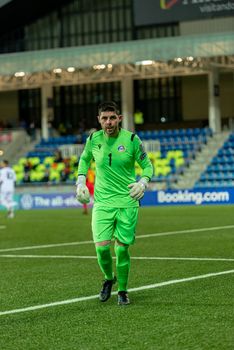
[105,125,118,137]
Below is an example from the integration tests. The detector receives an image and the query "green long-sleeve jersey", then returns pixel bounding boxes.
[78,128,153,207]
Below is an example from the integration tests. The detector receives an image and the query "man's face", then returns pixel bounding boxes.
[97,111,122,137]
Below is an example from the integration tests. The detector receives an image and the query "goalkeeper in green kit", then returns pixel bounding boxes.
[76,101,153,305]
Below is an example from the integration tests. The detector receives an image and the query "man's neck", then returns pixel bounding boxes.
[104,129,120,138]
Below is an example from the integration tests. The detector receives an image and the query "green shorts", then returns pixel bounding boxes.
[92,206,139,245]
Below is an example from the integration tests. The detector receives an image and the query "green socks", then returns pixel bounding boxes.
[95,245,113,280]
[95,244,130,291]
[114,244,130,292]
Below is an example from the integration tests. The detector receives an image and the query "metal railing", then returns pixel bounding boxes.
[58,140,160,158]
[0,130,29,162]
[59,144,84,158]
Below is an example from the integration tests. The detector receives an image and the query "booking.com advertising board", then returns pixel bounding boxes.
[7,188,234,210]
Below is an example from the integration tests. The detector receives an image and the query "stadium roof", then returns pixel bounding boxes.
[0,0,70,36]
[0,31,234,91]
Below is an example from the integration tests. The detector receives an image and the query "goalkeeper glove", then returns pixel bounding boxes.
[128,178,148,200]
[76,175,90,204]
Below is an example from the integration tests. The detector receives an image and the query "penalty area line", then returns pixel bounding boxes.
[0,254,234,262]
[0,269,234,316]
[0,224,234,253]
[137,224,234,239]
[0,240,93,253]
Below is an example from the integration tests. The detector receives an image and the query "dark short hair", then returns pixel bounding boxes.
[3,159,9,165]
[98,101,120,115]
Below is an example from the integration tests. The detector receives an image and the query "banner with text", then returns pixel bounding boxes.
[18,193,93,210]
[8,188,234,210]
[141,187,234,206]
[134,0,234,26]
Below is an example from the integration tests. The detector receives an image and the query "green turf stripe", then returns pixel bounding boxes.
[1,269,233,316]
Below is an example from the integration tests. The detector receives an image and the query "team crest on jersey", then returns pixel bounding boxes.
[118,145,126,152]
[98,144,102,149]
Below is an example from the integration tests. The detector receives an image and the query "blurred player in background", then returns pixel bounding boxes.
[76,101,153,305]
[0,160,16,218]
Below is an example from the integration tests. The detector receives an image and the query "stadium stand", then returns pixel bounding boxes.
[195,132,234,188]
[12,127,214,188]
[136,127,213,188]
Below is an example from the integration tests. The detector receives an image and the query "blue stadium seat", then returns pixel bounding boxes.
[197,131,234,188]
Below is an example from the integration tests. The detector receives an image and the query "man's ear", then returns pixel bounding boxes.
[118,114,123,122]
[97,115,100,123]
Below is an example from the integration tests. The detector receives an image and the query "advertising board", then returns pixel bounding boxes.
[134,0,234,25]
[5,188,232,211]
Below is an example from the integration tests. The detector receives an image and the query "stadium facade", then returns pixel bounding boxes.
[0,0,233,136]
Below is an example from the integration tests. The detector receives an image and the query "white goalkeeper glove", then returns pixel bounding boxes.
[76,175,90,204]
[128,178,148,201]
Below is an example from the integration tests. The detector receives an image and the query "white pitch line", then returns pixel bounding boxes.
[0,225,6,229]
[137,224,234,239]
[0,240,93,253]
[131,256,234,262]
[0,269,234,316]
[0,254,97,259]
[0,224,233,253]
[0,254,234,262]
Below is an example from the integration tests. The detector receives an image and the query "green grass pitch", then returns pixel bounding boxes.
[0,205,234,350]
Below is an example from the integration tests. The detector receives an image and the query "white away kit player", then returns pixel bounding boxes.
[0,160,16,218]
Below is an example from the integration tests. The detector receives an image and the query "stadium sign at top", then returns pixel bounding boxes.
[134,0,234,25]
